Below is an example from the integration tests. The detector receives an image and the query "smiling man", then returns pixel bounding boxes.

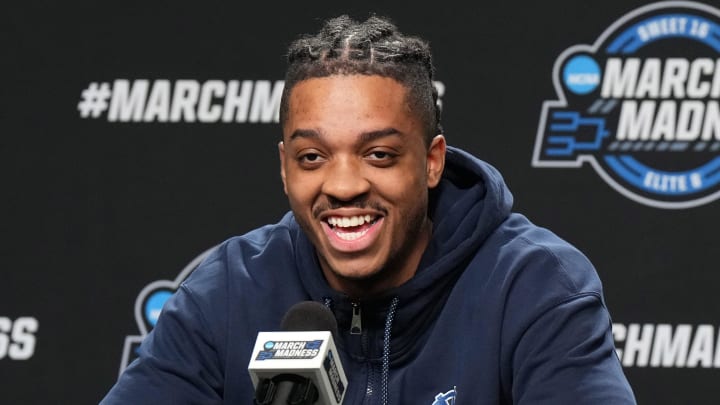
[280,75,445,298]
[101,15,636,404]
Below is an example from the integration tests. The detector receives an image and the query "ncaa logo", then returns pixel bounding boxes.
[118,246,217,375]
[534,1,720,209]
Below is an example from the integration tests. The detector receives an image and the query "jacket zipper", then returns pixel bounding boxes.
[351,301,362,335]
[350,301,377,403]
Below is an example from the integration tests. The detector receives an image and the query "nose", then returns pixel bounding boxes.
[321,157,371,202]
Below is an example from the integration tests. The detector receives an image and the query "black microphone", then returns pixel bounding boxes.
[248,301,348,405]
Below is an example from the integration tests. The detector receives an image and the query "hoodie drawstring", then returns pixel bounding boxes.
[380,296,399,405]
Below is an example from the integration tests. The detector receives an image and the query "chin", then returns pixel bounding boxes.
[333,263,391,288]
[325,258,379,278]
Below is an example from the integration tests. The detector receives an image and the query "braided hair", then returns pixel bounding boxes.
[279,15,442,145]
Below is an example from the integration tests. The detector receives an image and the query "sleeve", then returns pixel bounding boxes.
[511,293,637,404]
[99,285,224,404]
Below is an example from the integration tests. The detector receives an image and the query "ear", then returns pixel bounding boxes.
[426,135,446,189]
[278,141,288,195]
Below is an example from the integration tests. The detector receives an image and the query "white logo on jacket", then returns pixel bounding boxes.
[432,388,456,404]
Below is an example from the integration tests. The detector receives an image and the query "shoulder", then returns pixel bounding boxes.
[490,212,602,296]
[156,213,305,344]
[467,212,606,331]
[180,212,302,298]
[477,213,612,340]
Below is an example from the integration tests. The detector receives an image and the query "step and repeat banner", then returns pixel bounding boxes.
[3,1,719,403]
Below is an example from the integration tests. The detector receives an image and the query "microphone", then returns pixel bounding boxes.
[248,301,348,405]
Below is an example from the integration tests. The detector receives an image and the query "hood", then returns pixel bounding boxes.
[292,145,514,361]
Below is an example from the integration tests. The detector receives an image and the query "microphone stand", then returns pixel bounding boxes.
[254,374,319,405]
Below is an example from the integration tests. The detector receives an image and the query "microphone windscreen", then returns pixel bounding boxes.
[280,301,339,339]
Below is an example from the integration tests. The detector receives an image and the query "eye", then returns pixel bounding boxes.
[301,153,321,162]
[296,151,327,168]
[364,149,398,166]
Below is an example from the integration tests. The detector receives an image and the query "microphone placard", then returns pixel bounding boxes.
[256,339,323,360]
[248,331,348,404]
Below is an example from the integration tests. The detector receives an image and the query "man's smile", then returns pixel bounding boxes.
[321,215,385,252]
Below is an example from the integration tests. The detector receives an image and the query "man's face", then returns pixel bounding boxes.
[279,75,445,296]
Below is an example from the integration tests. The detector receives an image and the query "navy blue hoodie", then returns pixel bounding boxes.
[101,146,636,404]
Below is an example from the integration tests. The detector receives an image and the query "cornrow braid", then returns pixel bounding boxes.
[279,15,443,145]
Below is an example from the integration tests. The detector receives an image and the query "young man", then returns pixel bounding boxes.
[101,15,636,404]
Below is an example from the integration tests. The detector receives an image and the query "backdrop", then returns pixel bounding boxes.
[3,1,719,403]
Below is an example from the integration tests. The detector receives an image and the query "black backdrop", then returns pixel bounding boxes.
[3,1,719,403]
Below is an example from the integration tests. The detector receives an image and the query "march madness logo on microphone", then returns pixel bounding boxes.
[256,340,323,360]
[534,1,720,209]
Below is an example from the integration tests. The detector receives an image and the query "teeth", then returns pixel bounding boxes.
[327,215,376,228]
[336,228,370,241]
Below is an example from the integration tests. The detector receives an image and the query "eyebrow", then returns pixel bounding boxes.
[288,128,321,141]
[288,127,403,143]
